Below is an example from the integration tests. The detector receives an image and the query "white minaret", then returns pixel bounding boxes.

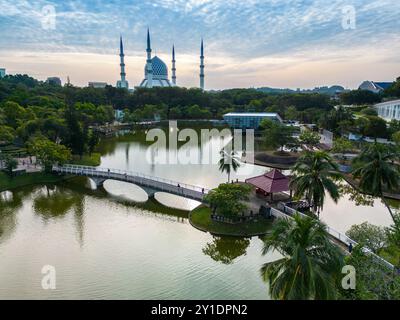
[117,36,129,89]
[172,45,176,86]
[200,39,205,90]
[146,28,153,88]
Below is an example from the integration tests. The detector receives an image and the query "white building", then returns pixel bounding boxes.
[223,113,283,129]
[140,29,173,88]
[375,99,400,121]
[139,29,204,89]
[0,68,5,78]
[114,109,125,121]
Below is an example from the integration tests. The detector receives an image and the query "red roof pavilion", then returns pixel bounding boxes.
[245,169,290,194]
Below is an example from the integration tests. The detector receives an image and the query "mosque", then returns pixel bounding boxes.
[116,29,205,90]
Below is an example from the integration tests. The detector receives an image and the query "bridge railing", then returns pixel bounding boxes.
[275,202,395,271]
[53,164,211,195]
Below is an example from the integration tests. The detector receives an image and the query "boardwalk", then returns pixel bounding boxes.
[52,165,210,202]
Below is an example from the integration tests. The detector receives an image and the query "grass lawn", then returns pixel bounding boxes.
[190,205,273,237]
[0,172,69,192]
[70,153,101,167]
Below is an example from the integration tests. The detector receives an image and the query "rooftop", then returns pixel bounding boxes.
[223,112,280,117]
[375,99,400,106]
[245,169,290,193]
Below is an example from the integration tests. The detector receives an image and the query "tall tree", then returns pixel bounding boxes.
[386,213,400,267]
[261,119,296,153]
[64,104,88,157]
[28,137,71,172]
[261,214,343,300]
[299,130,320,149]
[204,183,251,217]
[352,143,400,221]
[2,154,18,177]
[290,151,342,218]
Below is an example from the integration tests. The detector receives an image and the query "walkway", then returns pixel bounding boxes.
[52,164,210,202]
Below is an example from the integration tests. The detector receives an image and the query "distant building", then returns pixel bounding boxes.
[358,81,393,94]
[114,109,125,121]
[375,99,400,121]
[46,77,62,86]
[140,29,173,88]
[223,112,283,130]
[0,68,5,78]
[112,29,204,90]
[88,82,108,89]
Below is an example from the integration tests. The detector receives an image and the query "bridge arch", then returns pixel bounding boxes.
[53,165,209,205]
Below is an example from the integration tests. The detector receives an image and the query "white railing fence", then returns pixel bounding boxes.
[53,164,210,197]
[273,202,395,271]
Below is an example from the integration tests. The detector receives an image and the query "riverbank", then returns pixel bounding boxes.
[241,151,297,170]
[70,153,101,167]
[0,172,71,192]
[189,206,273,237]
[343,174,400,201]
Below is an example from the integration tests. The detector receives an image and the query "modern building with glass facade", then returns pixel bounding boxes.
[375,99,400,121]
[223,112,283,129]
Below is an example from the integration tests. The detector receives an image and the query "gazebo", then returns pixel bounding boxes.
[245,169,291,201]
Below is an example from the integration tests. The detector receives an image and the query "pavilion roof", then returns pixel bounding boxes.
[245,169,290,193]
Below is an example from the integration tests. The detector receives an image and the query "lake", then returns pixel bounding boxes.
[0,126,397,299]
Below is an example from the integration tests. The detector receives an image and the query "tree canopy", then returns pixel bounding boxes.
[204,183,252,217]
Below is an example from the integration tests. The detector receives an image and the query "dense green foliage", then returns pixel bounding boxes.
[204,183,251,217]
[384,77,400,98]
[352,143,400,221]
[346,222,387,253]
[340,90,382,105]
[28,137,71,172]
[299,130,320,148]
[261,214,344,300]
[261,119,297,152]
[340,245,400,300]
[190,206,273,237]
[1,154,18,176]
[0,74,336,124]
[346,218,400,267]
[332,137,355,154]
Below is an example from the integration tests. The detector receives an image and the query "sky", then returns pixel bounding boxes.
[0,0,399,90]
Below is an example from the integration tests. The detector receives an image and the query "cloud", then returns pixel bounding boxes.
[0,0,399,89]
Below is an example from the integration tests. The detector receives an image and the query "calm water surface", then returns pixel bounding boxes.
[0,127,398,299]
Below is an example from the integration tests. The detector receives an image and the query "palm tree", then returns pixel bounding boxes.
[261,214,343,300]
[218,149,241,183]
[352,143,400,221]
[290,151,342,218]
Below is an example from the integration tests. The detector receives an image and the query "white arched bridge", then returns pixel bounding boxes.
[52,165,210,202]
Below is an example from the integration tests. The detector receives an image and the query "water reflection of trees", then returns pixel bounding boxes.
[202,236,250,265]
[0,188,29,244]
[340,184,400,211]
[33,186,86,246]
[340,185,375,207]
[34,186,83,218]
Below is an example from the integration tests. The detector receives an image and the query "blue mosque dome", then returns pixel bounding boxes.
[146,56,168,78]
[124,29,204,89]
[140,29,173,88]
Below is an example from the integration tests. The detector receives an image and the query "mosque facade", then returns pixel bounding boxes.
[117,29,205,90]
